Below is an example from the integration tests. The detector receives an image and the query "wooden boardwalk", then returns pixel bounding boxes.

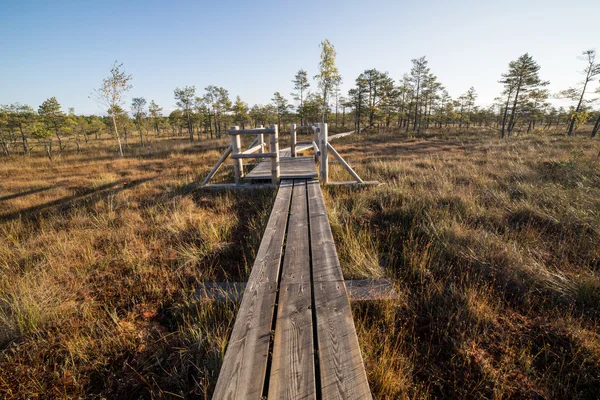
[212,179,372,399]
[245,156,317,181]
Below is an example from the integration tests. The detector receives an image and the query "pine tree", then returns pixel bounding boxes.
[499,53,548,138]
[174,86,196,142]
[558,50,600,136]
[148,100,163,137]
[292,70,310,125]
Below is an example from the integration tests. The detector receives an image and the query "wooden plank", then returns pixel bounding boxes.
[195,279,397,303]
[246,157,317,181]
[313,280,372,400]
[186,183,277,191]
[328,130,354,140]
[307,179,372,399]
[343,279,398,302]
[232,152,277,159]
[228,128,275,135]
[242,143,265,154]
[212,180,293,400]
[326,181,380,187]
[269,180,316,399]
[307,180,343,282]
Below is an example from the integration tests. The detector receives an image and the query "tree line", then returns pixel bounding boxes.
[1,41,599,158]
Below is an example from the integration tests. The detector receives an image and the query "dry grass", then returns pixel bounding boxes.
[1,130,599,399]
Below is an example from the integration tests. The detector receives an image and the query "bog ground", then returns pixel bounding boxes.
[1,131,599,399]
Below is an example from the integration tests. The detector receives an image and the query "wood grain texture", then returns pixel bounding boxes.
[195,279,397,303]
[268,180,316,399]
[246,157,317,181]
[280,181,310,284]
[307,180,343,282]
[268,282,316,400]
[307,179,372,399]
[212,180,293,400]
[313,280,372,400]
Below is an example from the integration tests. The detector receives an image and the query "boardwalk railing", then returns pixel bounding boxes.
[198,122,373,188]
[229,125,280,185]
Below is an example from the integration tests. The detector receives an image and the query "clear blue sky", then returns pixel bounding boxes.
[1,0,598,115]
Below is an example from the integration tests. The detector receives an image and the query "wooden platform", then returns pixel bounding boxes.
[245,156,317,181]
[212,179,372,399]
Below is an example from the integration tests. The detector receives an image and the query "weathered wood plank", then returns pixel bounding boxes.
[268,281,316,399]
[280,180,310,284]
[186,183,277,191]
[343,279,398,302]
[326,181,380,187]
[307,179,372,399]
[313,280,372,400]
[228,128,276,135]
[307,180,343,282]
[195,279,398,303]
[232,152,277,159]
[212,180,293,400]
[246,157,317,181]
[269,180,316,399]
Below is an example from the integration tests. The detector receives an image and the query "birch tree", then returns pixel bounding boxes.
[91,61,132,157]
[315,39,340,123]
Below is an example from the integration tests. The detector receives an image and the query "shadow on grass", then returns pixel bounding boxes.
[0,178,156,222]
[0,186,55,202]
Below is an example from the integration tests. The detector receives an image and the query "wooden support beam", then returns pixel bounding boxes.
[291,123,297,157]
[269,124,280,185]
[320,123,328,183]
[314,125,320,163]
[295,145,313,153]
[200,145,232,186]
[231,152,277,159]
[246,136,259,151]
[312,140,321,157]
[327,143,364,184]
[228,128,275,135]
[230,126,243,184]
[257,125,264,154]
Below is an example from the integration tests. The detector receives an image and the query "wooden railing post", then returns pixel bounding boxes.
[269,124,280,185]
[230,126,242,184]
[258,125,264,154]
[314,124,320,163]
[291,123,297,157]
[320,123,328,183]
